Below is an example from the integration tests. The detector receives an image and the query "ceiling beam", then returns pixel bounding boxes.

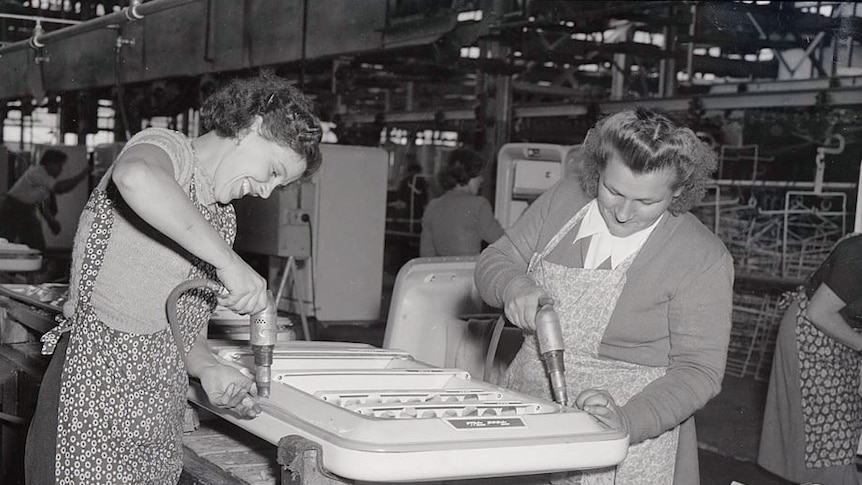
[342,81,862,124]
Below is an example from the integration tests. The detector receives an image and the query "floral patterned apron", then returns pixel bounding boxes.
[789,289,862,470]
[45,168,235,484]
[504,203,679,485]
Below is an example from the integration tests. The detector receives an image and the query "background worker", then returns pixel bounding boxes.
[758,233,862,485]
[387,159,428,228]
[420,148,504,257]
[0,149,89,251]
[24,72,322,485]
[474,108,733,485]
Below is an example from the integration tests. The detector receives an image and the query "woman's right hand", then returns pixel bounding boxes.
[503,277,552,332]
[215,252,268,315]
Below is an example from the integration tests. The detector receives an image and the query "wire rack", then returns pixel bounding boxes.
[724,292,785,381]
[690,143,855,381]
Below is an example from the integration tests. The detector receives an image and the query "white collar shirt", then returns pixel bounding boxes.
[574,199,663,269]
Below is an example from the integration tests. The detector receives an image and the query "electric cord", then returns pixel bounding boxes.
[303,215,317,317]
[166,278,222,369]
[483,314,506,382]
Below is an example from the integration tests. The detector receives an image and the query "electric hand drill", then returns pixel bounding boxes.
[249,290,278,399]
[535,303,568,406]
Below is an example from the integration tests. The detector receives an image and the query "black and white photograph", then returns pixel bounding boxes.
[0,1,861,484]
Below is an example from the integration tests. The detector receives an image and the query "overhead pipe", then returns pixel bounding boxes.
[0,0,199,57]
[28,20,45,49]
[0,13,82,26]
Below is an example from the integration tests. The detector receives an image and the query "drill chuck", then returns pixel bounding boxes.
[543,349,568,406]
[535,304,568,405]
[250,291,278,399]
[252,345,273,398]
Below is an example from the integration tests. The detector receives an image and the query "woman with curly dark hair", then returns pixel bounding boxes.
[24,71,322,485]
[420,148,503,257]
[475,107,733,485]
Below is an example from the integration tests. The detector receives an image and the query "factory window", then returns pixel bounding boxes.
[415,129,458,147]
[3,101,116,153]
[382,127,411,146]
[379,127,459,147]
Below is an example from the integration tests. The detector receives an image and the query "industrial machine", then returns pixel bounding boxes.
[494,143,581,229]
[234,144,389,324]
[383,256,516,376]
[189,340,628,483]
[184,256,628,483]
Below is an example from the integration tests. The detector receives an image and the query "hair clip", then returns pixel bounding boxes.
[265,92,277,110]
[300,125,323,144]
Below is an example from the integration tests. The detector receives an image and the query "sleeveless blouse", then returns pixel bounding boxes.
[65,128,216,334]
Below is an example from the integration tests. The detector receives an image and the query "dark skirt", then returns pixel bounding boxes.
[758,301,862,485]
[24,335,67,485]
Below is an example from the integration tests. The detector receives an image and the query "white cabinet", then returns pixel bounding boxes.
[494,143,581,228]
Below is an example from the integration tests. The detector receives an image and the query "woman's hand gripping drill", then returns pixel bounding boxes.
[504,278,628,433]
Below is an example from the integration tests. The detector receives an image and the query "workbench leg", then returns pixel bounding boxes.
[278,435,351,485]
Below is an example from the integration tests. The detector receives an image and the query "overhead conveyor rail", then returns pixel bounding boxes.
[0,0,197,57]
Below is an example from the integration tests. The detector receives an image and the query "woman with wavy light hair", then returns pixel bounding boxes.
[476,107,732,485]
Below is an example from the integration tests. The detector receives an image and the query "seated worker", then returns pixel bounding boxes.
[420,148,504,257]
[0,149,89,250]
[474,108,733,484]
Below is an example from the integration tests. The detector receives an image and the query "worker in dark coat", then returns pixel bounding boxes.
[0,149,89,250]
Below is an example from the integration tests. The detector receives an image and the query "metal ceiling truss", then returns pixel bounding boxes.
[0,0,858,135]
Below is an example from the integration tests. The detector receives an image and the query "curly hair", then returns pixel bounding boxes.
[438,148,485,191]
[576,107,717,215]
[200,71,322,178]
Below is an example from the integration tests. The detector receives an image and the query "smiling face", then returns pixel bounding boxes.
[212,126,308,204]
[596,150,680,238]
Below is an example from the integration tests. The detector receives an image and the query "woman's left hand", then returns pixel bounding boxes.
[198,363,261,419]
[575,388,626,431]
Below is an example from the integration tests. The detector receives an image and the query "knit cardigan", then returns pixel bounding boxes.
[475,177,733,484]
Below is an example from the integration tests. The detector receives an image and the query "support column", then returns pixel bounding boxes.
[477,0,513,204]
[658,22,677,97]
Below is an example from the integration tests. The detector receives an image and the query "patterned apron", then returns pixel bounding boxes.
[45,169,235,484]
[789,289,862,470]
[504,203,679,485]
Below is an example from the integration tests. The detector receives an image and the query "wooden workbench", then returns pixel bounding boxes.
[181,418,280,485]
